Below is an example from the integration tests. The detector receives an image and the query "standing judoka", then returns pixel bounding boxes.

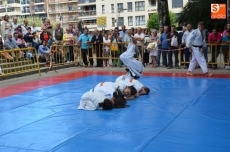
[186,21,210,76]
[120,37,144,79]
[0,66,3,75]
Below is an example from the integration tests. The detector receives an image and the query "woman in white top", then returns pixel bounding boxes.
[147,29,159,68]
[103,34,111,67]
[1,15,12,40]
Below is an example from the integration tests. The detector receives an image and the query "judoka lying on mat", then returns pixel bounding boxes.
[78,88,127,110]
[115,75,150,96]
[94,81,137,100]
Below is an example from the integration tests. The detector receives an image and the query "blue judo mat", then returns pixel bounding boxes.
[0,75,230,152]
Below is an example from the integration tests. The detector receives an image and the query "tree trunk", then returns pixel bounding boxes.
[227,0,230,23]
[157,0,171,28]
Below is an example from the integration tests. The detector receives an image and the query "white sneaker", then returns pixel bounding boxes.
[67,61,70,63]
[225,65,230,69]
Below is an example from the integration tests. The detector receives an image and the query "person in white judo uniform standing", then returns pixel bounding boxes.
[186,21,211,76]
[120,37,144,79]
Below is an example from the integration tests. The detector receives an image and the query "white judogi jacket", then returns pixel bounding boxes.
[186,28,207,48]
[115,75,144,92]
[78,90,106,110]
[94,82,117,100]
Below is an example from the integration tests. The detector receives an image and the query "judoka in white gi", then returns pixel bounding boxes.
[78,90,113,110]
[186,21,210,76]
[120,37,144,79]
[93,82,128,108]
[0,66,3,75]
[94,82,137,100]
[115,75,150,96]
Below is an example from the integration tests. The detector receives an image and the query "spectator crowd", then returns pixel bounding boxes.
[0,14,230,76]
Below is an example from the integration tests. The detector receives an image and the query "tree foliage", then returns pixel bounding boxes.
[178,0,227,31]
[147,12,176,30]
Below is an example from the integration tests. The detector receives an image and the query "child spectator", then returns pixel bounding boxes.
[103,34,111,67]
[17,34,27,48]
[47,35,55,49]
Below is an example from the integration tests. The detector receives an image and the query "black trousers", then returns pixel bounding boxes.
[81,48,93,66]
[95,45,103,67]
[184,48,191,67]
[168,47,179,68]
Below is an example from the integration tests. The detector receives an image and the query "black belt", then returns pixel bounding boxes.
[192,45,203,48]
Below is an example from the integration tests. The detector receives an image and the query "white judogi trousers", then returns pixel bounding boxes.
[188,46,208,73]
[120,43,144,77]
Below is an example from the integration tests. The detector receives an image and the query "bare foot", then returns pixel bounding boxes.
[204,73,212,77]
[187,71,193,76]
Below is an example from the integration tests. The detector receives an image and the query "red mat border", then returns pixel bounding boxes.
[0,70,229,98]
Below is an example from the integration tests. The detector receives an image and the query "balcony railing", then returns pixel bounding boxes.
[22,10,30,13]
[33,0,44,3]
[78,10,96,16]
[78,0,96,4]
[21,1,30,5]
[7,0,20,4]
[34,9,45,12]
[49,8,77,13]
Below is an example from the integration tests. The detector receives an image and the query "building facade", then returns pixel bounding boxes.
[0,0,22,17]
[95,0,189,30]
[47,0,78,29]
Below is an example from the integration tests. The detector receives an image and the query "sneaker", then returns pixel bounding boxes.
[67,61,70,63]
[225,65,230,69]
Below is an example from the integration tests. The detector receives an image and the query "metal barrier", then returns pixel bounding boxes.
[0,47,41,76]
[178,43,230,69]
[86,42,144,67]
[47,44,82,72]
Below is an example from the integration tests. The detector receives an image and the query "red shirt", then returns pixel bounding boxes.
[208,32,222,43]
[43,32,49,42]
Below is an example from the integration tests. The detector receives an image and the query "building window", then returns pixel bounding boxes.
[111,4,114,13]
[102,5,105,14]
[172,0,183,8]
[128,16,133,26]
[112,18,115,27]
[149,0,156,7]
[135,16,145,25]
[127,2,132,12]
[117,3,123,12]
[135,1,145,11]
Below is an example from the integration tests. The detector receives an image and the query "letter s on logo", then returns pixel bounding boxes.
[211,4,220,13]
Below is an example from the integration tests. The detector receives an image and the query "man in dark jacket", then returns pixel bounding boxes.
[91,29,103,67]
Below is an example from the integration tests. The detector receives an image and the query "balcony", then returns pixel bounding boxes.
[34,9,45,14]
[22,10,30,14]
[33,0,44,3]
[83,21,97,29]
[78,10,96,16]
[78,0,96,6]
[48,7,78,14]
[7,0,20,4]
[62,16,78,22]
[49,0,77,4]
[21,0,30,5]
